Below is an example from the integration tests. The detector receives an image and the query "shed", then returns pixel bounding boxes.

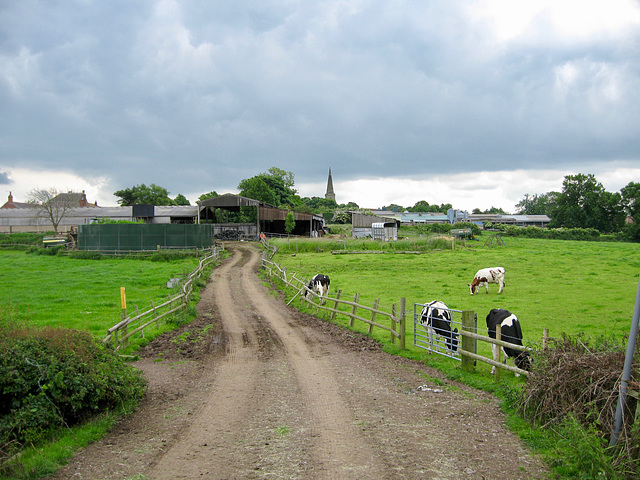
[371,222,398,241]
[352,213,399,239]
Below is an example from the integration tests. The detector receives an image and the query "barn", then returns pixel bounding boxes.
[198,194,325,239]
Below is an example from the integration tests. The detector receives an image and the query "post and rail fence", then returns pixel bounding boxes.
[103,246,222,351]
[261,239,539,377]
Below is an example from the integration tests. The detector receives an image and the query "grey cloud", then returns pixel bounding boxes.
[0,1,638,200]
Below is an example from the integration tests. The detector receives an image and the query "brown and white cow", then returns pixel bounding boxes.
[468,267,505,295]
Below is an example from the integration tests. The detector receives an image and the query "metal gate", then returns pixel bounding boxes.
[414,302,477,361]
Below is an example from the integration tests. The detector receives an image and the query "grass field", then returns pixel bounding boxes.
[271,236,640,366]
[0,251,201,338]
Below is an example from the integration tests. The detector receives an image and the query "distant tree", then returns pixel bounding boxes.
[473,206,508,214]
[300,196,338,211]
[28,187,73,234]
[238,168,297,207]
[381,204,405,212]
[173,194,190,205]
[550,174,624,233]
[341,201,360,210]
[515,193,559,215]
[198,191,219,202]
[621,181,640,223]
[238,176,277,205]
[285,211,296,234]
[332,211,352,224]
[407,200,432,212]
[114,184,173,206]
[406,200,451,212]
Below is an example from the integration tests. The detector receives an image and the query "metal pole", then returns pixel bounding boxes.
[610,273,640,446]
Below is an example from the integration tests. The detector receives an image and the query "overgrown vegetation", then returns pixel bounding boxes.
[518,335,640,478]
[0,232,50,248]
[0,311,146,478]
[489,224,602,241]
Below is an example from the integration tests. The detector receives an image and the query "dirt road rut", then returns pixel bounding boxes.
[50,243,547,479]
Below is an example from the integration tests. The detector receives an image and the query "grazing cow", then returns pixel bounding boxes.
[486,308,531,375]
[420,301,459,353]
[468,267,505,295]
[305,274,330,300]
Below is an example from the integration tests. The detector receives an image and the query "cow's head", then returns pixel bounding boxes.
[514,351,532,371]
[468,281,478,295]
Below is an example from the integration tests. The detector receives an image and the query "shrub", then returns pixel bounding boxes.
[0,321,146,456]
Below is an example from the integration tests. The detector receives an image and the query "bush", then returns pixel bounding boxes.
[0,321,146,456]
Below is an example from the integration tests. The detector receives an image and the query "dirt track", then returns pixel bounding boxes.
[49,243,548,479]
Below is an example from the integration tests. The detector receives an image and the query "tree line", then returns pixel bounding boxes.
[28,168,635,239]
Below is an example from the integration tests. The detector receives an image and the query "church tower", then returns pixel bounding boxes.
[325,168,336,202]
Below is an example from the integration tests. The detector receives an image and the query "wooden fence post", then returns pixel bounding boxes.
[391,303,397,344]
[495,324,502,381]
[399,297,406,350]
[350,293,359,328]
[331,290,342,321]
[368,299,379,335]
[461,310,475,372]
[543,328,549,350]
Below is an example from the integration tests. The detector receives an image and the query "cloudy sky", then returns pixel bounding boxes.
[1,0,639,212]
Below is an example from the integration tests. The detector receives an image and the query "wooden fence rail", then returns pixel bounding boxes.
[103,246,222,351]
[261,256,406,349]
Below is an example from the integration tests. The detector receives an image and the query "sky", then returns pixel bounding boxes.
[1,0,639,213]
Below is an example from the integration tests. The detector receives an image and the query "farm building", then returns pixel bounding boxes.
[0,192,324,239]
[352,213,399,239]
[0,203,199,234]
[198,193,325,239]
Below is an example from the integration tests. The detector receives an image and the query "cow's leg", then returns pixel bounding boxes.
[484,282,489,294]
[498,280,504,294]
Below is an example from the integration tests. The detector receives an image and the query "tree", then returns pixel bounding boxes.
[621,182,640,223]
[237,176,277,205]
[515,193,559,216]
[550,174,624,233]
[173,194,190,206]
[198,191,219,202]
[285,211,296,234]
[381,204,405,212]
[473,206,508,214]
[28,188,74,234]
[114,184,173,206]
[237,168,298,207]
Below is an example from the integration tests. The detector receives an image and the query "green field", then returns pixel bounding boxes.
[271,236,640,347]
[0,251,201,337]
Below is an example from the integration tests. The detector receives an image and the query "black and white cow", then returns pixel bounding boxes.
[305,274,330,301]
[468,267,505,295]
[486,308,531,375]
[420,301,459,353]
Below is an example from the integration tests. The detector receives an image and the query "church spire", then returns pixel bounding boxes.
[325,168,336,202]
